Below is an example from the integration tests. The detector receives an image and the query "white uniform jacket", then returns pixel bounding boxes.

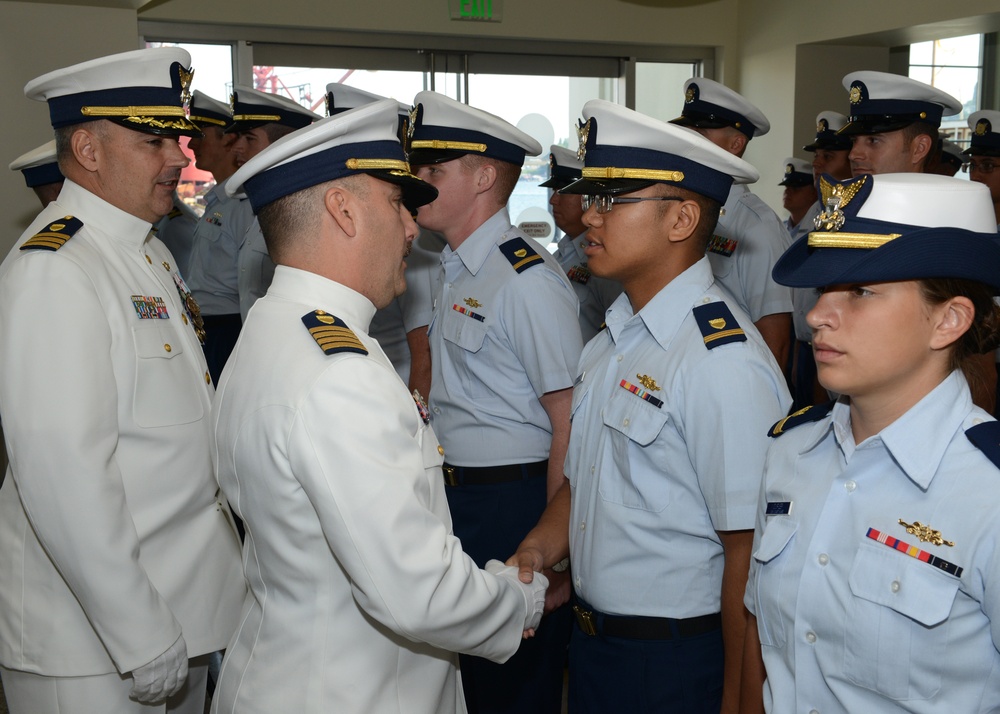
[211,267,530,714]
[0,180,246,677]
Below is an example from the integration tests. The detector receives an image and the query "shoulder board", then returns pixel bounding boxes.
[965,421,1000,470]
[301,310,368,356]
[692,301,746,349]
[768,401,835,438]
[20,216,83,252]
[498,236,544,274]
[167,207,183,220]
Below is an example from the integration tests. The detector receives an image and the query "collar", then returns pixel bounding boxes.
[605,256,716,349]
[266,265,377,332]
[447,207,512,276]
[825,371,972,489]
[54,179,155,248]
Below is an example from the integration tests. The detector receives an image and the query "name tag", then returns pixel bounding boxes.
[766,501,792,516]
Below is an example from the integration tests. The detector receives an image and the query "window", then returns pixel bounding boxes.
[909,34,983,150]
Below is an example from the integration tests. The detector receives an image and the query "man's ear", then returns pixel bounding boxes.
[71,127,100,173]
[665,199,702,245]
[324,185,358,238]
[475,162,498,195]
[910,133,934,168]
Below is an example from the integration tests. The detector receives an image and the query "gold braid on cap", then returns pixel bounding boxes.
[232,113,282,122]
[81,105,187,117]
[188,114,228,127]
[581,167,685,182]
[807,232,902,249]
[345,158,411,171]
[409,139,486,152]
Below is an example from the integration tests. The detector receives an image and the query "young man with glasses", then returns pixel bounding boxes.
[509,100,790,714]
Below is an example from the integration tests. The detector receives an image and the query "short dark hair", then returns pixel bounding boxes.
[900,122,939,171]
[262,123,297,144]
[653,184,721,249]
[460,154,521,206]
[257,182,326,263]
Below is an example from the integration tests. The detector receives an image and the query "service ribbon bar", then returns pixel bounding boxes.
[866,527,963,578]
[619,379,663,409]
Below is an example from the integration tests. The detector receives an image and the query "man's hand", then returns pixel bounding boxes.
[485,559,548,637]
[129,634,188,703]
[541,567,571,614]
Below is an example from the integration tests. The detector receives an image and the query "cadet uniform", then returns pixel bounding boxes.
[228,85,320,320]
[212,99,545,714]
[543,145,621,343]
[0,48,245,713]
[559,99,790,713]
[671,78,793,328]
[746,173,1000,713]
[409,90,582,714]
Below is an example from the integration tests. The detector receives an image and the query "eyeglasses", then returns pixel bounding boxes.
[963,159,998,175]
[581,194,683,215]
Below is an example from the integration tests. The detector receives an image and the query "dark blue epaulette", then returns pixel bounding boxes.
[20,216,83,252]
[768,401,835,438]
[301,310,368,356]
[965,421,1000,470]
[692,301,746,349]
[166,207,183,220]
[498,236,544,274]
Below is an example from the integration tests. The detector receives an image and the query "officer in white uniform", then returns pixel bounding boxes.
[229,85,321,320]
[671,77,794,367]
[511,99,791,714]
[0,47,246,714]
[408,90,582,714]
[743,173,1000,714]
[211,99,547,714]
[326,82,438,393]
[9,139,63,207]
[543,144,621,342]
[183,90,243,382]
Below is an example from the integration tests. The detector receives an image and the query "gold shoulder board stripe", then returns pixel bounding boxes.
[21,216,83,252]
[301,311,368,356]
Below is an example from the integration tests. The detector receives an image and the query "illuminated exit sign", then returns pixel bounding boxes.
[449,0,502,22]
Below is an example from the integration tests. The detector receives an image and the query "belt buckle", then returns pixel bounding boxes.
[572,605,596,636]
[443,465,458,487]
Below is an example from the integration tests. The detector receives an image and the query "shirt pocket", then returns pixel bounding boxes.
[132,324,205,428]
[439,309,491,398]
[597,389,670,512]
[750,516,798,648]
[844,541,960,701]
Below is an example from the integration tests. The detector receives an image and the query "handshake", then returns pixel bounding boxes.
[486,540,573,639]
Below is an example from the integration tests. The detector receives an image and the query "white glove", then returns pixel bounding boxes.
[485,559,549,632]
[129,634,188,703]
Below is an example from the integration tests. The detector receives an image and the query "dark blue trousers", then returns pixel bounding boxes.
[568,602,723,714]
[201,312,242,386]
[446,475,571,714]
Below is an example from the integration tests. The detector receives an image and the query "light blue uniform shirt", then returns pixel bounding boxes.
[786,201,822,341]
[186,183,249,316]
[238,215,276,322]
[709,184,793,322]
[746,371,1000,713]
[567,257,790,617]
[427,208,582,466]
[553,231,622,343]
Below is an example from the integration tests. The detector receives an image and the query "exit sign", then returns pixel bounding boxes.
[449,0,502,22]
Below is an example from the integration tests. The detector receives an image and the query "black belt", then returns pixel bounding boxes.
[572,601,721,640]
[442,460,547,487]
[201,313,242,327]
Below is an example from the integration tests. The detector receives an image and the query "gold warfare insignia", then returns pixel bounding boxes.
[898,519,954,547]
[817,118,828,132]
[464,297,482,308]
[849,85,862,104]
[685,87,696,103]
[637,374,660,391]
[178,66,194,106]
[814,175,868,232]
[576,118,591,161]
[709,318,726,329]
[976,119,990,136]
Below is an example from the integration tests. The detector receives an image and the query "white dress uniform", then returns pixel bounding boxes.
[211,267,531,714]
[553,230,622,343]
[567,257,790,615]
[708,184,794,323]
[746,372,1000,713]
[0,179,246,677]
